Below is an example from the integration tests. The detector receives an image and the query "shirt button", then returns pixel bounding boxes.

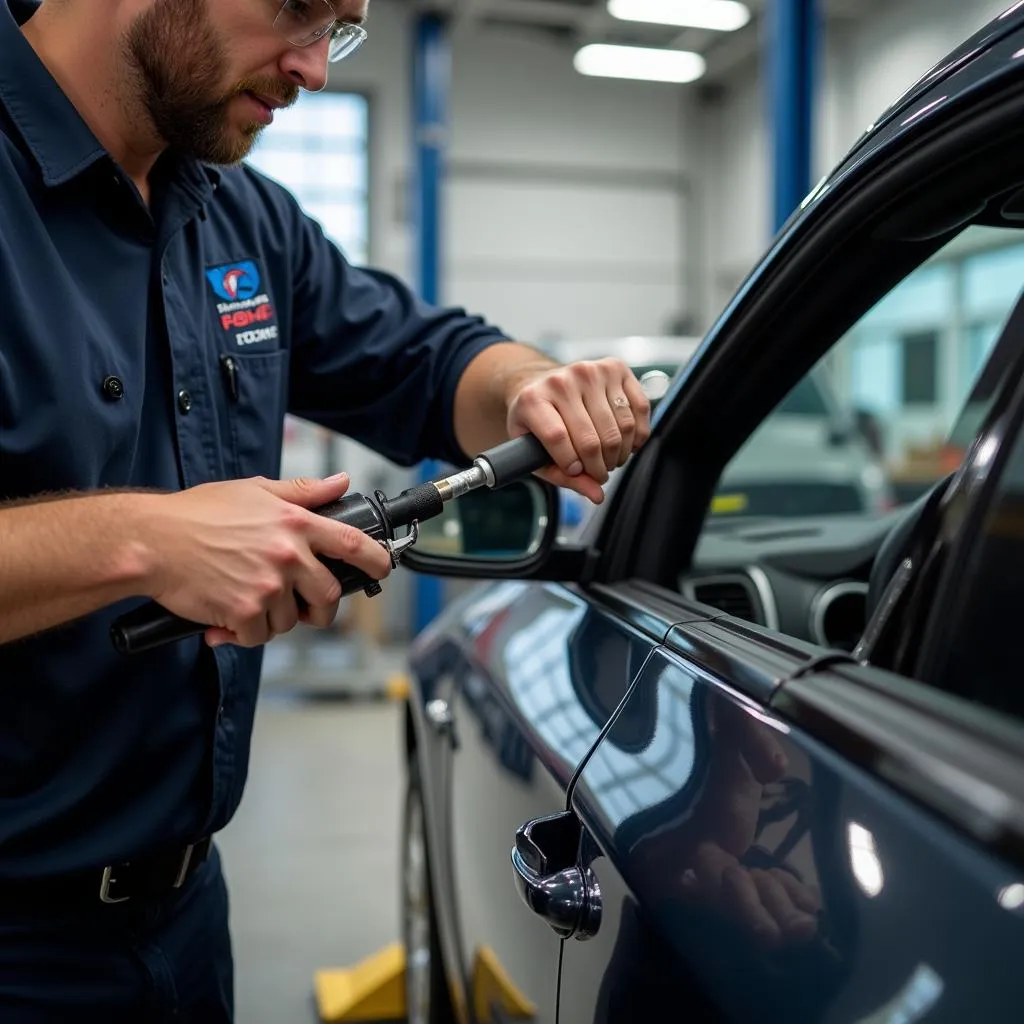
[177,389,193,414]
[101,375,124,401]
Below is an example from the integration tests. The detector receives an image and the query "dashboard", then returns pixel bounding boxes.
[679,508,913,651]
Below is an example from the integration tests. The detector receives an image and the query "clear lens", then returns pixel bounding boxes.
[274,0,335,45]
[328,23,367,62]
[274,1,367,62]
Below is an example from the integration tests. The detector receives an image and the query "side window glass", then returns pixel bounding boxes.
[703,226,1024,528]
[930,413,1024,722]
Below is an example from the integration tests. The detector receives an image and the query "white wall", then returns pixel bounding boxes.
[445,23,697,343]
[326,1,698,345]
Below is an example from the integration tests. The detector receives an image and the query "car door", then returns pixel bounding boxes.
[559,616,1024,1022]
[417,577,714,1023]
[558,337,1024,1022]
[540,36,1024,1023]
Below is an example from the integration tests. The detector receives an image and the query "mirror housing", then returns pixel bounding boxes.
[400,476,592,582]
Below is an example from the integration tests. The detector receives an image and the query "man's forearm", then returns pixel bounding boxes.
[0,492,157,643]
[453,341,559,458]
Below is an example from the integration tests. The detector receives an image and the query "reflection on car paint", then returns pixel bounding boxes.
[564,651,871,1021]
[503,605,595,773]
[448,584,658,794]
[846,822,885,899]
[460,580,533,636]
[559,642,1024,1022]
[576,653,826,956]
[853,964,944,1024]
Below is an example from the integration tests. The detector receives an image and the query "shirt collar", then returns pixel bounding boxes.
[0,0,107,186]
[0,0,221,197]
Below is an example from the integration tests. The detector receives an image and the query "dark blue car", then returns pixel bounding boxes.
[397,7,1024,1022]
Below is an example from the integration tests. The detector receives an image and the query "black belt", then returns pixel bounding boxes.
[0,837,212,910]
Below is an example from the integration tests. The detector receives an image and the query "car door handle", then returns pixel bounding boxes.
[424,698,459,749]
[510,811,601,940]
[425,698,453,730]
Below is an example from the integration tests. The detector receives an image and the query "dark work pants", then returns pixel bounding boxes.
[0,843,233,1023]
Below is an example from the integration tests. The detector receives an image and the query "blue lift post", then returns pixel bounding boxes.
[412,13,451,635]
[768,0,819,232]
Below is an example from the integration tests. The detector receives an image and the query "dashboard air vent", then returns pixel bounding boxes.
[687,575,761,624]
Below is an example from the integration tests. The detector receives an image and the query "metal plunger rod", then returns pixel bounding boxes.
[399,434,552,515]
[432,465,489,503]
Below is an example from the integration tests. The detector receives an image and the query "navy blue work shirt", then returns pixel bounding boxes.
[0,0,510,878]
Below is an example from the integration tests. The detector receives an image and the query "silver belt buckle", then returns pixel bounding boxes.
[98,864,130,904]
[98,843,196,904]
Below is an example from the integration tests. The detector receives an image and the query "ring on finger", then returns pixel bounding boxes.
[612,395,630,411]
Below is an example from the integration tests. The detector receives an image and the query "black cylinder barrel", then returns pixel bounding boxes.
[477,435,551,489]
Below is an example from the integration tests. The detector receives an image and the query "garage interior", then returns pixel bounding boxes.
[204,1,1015,1020]
[4,0,1019,1021]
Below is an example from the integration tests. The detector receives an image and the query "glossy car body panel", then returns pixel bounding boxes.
[407,581,696,1021]
[561,646,1024,1023]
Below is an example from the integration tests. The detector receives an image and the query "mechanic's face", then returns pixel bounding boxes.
[123,0,354,165]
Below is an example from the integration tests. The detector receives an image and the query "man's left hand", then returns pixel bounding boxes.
[505,358,652,504]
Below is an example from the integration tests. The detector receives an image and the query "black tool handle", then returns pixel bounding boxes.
[110,493,390,655]
[478,434,552,489]
[110,603,207,654]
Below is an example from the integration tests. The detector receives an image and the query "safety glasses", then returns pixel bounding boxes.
[273,0,368,63]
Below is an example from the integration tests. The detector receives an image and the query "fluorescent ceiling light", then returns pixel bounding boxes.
[574,44,706,83]
[609,0,751,32]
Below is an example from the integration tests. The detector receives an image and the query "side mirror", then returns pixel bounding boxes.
[401,476,562,578]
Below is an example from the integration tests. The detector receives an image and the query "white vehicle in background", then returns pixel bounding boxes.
[548,335,892,535]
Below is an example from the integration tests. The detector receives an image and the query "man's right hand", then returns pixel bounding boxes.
[143,474,392,648]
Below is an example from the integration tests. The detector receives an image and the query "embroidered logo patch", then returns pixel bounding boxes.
[206,261,261,301]
[205,259,279,348]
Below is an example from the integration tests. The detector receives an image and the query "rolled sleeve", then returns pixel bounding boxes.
[284,200,511,467]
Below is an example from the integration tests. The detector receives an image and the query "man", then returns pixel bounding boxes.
[0,0,651,1019]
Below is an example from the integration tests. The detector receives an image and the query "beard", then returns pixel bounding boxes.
[122,0,298,165]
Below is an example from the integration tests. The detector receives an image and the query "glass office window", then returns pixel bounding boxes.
[246,92,371,480]
[245,92,369,265]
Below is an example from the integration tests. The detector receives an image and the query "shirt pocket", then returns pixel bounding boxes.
[218,349,289,480]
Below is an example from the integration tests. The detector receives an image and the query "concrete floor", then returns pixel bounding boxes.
[217,643,408,1024]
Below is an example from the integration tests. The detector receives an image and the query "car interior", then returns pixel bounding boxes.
[598,143,1024,682]
[677,198,1024,663]
[680,320,1020,652]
